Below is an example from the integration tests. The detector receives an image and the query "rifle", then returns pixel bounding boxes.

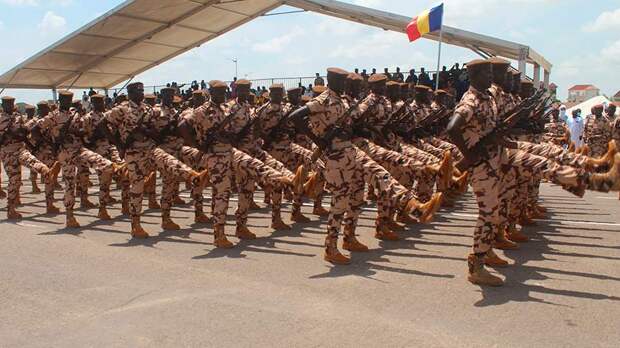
[262,105,298,148]
[52,110,78,154]
[198,102,240,152]
[452,92,541,171]
[309,98,365,161]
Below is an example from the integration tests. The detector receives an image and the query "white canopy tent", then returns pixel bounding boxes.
[0,0,552,97]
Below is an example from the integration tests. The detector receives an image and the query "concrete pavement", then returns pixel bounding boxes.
[1,177,619,347]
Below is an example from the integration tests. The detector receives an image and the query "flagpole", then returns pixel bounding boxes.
[434,24,443,91]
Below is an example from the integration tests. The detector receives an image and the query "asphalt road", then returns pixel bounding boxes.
[1,174,619,347]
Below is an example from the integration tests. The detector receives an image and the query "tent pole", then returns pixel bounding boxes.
[434,25,443,91]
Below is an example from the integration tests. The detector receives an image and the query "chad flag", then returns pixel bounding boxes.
[406,3,444,42]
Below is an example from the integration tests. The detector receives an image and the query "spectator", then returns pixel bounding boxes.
[88,87,96,97]
[405,69,418,84]
[361,69,368,80]
[567,108,585,147]
[354,68,359,75]
[394,67,404,82]
[383,68,392,80]
[314,73,325,86]
[559,105,568,123]
[304,84,313,97]
[200,79,206,90]
[419,68,431,87]
[230,77,238,98]
[439,66,449,88]
[371,68,377,75]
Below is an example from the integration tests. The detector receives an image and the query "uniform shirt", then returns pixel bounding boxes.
[583,115,612,145]
[410,100,430,124]
[542,119,567,144]
[305,89,347,143]
[224,99,254,148]
[453,86,499,151]
[38,109,90,152]
[185,101,228,145]
[488,84,508,120]
[0,110,28,150]
[104,100,154,150]
[610,117,620,142]
[352,93,392,130]
[152,104,183,148]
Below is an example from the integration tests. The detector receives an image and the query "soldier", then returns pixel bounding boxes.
[226,79,306,234]
[287,68,441,264]
[543,107,570,146]
[0,96,60,220]
[583,104,612,157]
[23,104,41,194]
[178,80,236,247]
[31,101,62,213]
[33,91,125,226]
[448,59,620,286]
[86,94,129,213]
[101,82,209,238]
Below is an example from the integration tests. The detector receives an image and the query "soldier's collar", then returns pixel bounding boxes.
[469,86,490,100]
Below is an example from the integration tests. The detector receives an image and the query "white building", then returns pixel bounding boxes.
[567,84,600,103]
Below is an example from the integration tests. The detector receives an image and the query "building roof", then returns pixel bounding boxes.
[566,95,610,116]
[569,84,598,91]
[0,0,553,90]
[614,90,620,98]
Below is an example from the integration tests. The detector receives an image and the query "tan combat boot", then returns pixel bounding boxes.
[291,206,311,223]
[303,172,321,199]
[506,224,529,243]
[271,214,291,230]
[484,249,509,267]
[131,216,149,239]
[312,201,329,216]
[342,226,369,252]
[467,254,504,286]
[215,225,234,248]
[493,228,519,250]
[194,210,212,224]
[375,218,400,241]
[235,225,256,240]
[588,153,620,191]
[7,205,22,220]
[161,211,181,230]
[387,217,404,232]
[65,209,80,228]
[397,210,418,224]
[46,202,60,214]
[97,206,112,220]
[405,192,443,224]
[173,195,186,205]
[324,236,351,265]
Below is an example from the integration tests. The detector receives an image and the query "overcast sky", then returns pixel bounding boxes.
[0,0,619,103]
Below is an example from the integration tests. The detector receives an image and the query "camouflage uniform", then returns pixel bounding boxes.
[542,119,569,146]
[306,89,419,247]
[183,101,233,228]
[38,109,115,214]
[104,100,198,220]
[153,104,186,202]
[583,115,612,157]
[225,99,295,227]
[0,110,51,212]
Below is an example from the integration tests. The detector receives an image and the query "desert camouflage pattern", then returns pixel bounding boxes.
[583,115,612,157]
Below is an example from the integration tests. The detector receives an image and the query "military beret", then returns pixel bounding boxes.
[287,87,302,94]
[466,59,491,70]
[235,79,251,87]
[327,67,349,77]
[37,100,49,107]
[312,85,327,94]
[127,82,144,90]
[25,104,35,110]
[192,89,205,96]
[209,80,227,89]
[368,74,387,84]
[58,90,73,98]
[488,57,510,66]
[435,89,447,95]
[347,73,363,81]
[414,85,431,92]
[1,96,15,102]
[269,83,284,91]
[386,81,400,91]
[144,94,156,100]
[90,94,105,101]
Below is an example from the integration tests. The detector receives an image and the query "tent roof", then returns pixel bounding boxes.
[0,0,552,90]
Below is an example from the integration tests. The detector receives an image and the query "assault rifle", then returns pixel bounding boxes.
[309,98,365,161]
[198,102,240,152]
[452,90,544,171]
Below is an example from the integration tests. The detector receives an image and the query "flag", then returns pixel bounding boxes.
[406,3,444,42]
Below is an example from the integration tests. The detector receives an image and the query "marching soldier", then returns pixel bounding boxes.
[583,104,612,157]
[33,91,123,226]
[287,68,442,264]
[0,96,60,220]
[101,82,209,238]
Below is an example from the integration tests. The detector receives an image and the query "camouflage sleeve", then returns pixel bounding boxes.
[104,107,122,127]
[306,99,324,114]
[454,103,480,149]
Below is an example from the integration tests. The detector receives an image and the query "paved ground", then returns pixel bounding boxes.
[1,174,619,347]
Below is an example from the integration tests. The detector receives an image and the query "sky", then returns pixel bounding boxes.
[0,0,619,103]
